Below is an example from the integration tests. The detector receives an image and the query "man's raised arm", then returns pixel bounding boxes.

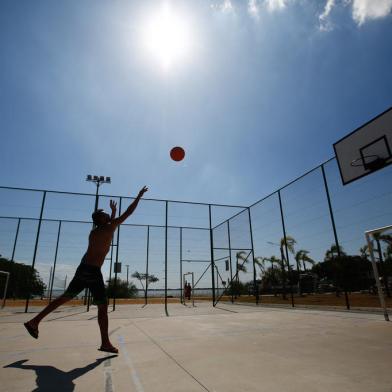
[111,186,148,226]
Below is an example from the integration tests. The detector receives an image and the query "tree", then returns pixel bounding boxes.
[106,278,137,298]
[131,271,159,300]
[359,245,369,259]
[295,250,314,272]
[254,257,266,276]
[312,255,372,293]
[325,244,346,261]
[261,256,284,297]
[278,235,296,297]
[0,257,46,299]
[234,251,249,297]
[294,249,314,295]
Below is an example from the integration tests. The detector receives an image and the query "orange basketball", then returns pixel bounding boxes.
[170,146,185,161]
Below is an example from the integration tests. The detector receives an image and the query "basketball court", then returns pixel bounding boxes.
[1,302,391,392]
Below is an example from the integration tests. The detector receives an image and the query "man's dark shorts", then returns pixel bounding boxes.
[64,261,108,305]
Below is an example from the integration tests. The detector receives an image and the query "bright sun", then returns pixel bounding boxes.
[141,4,193,70]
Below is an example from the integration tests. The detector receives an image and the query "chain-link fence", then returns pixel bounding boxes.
[0,186,245,313]
[1,156,391,313]
[213,158,392,311]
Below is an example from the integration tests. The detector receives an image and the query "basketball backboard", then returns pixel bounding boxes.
[333,107,392,185]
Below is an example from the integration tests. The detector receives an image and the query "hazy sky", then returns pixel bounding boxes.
[1,0,391,206]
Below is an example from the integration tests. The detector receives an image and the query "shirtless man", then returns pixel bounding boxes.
[24,186,149,354]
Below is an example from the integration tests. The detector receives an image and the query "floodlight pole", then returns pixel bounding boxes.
[86,174,111,312]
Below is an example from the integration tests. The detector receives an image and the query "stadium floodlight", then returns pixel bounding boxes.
[86,174,111,212]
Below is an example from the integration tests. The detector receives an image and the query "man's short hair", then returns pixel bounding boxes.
[92,209,105,225]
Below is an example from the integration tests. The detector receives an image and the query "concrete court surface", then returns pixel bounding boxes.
[0,303,391,392]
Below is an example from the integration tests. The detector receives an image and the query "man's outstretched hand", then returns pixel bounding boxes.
[138,186,148,198]
[110,200,117,218]
[110,200,117,212]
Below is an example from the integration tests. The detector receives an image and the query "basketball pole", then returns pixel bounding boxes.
[321,164,350,310]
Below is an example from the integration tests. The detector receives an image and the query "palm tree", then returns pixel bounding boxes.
[254,257,266,276]
[235,251,249,297]
[325,244,346,261]
[280,235,296,258]
[359,245,369,259]
[296,250,315,272]
[280,235,296,295]
[262,256,283,296]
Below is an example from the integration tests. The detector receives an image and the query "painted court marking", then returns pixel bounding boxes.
[118,335,144,392]
[131,322,211,392]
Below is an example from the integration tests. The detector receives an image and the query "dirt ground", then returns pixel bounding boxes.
[224,292,392,309]
[3,292,392,309]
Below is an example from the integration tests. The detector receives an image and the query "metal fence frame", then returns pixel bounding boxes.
[1,154,391,316]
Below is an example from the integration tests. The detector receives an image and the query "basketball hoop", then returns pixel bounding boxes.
[350,155,387,171]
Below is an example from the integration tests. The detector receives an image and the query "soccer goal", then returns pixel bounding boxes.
[365,225,392,321]
[0,271,10,308]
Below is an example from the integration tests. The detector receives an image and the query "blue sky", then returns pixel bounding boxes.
[1,0,391,205]
[1,0,392,289]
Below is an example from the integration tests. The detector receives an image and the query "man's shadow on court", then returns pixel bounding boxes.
[4,355,117,392]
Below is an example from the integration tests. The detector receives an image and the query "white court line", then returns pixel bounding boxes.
[103,354,115,392]
[118,335,144,392]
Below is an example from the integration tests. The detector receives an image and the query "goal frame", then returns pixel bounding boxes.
[0,271,10,308]
[365,225,392,321]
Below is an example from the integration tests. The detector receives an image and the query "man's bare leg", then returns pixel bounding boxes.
[24,295,71,337]
[97,304,118,353]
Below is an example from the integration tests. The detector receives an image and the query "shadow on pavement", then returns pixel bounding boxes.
[4,355,117,391]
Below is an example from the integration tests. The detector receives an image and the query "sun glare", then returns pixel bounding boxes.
[141,4,193,70]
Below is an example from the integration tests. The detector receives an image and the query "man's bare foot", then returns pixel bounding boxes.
[24,321,39,339]
[98,344,119,354]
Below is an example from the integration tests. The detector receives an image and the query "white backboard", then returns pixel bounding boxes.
[333,107,392,185]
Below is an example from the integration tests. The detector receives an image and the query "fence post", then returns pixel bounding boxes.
[165,201,168,316]
[227,221,234,303]
[321,164,350,310]
[278,190,295,308]
[248,207,259,305]
[145,225,150,306]
[209,205,216,306]
[25,191,46,313]
[11,218,21,262]
[180,227,183,304]
[112,197,122,311]
[49,220,62,302]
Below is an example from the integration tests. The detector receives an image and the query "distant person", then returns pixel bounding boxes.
[184,280,188,302]
[24,186,149,354]
[186,282,192,300]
